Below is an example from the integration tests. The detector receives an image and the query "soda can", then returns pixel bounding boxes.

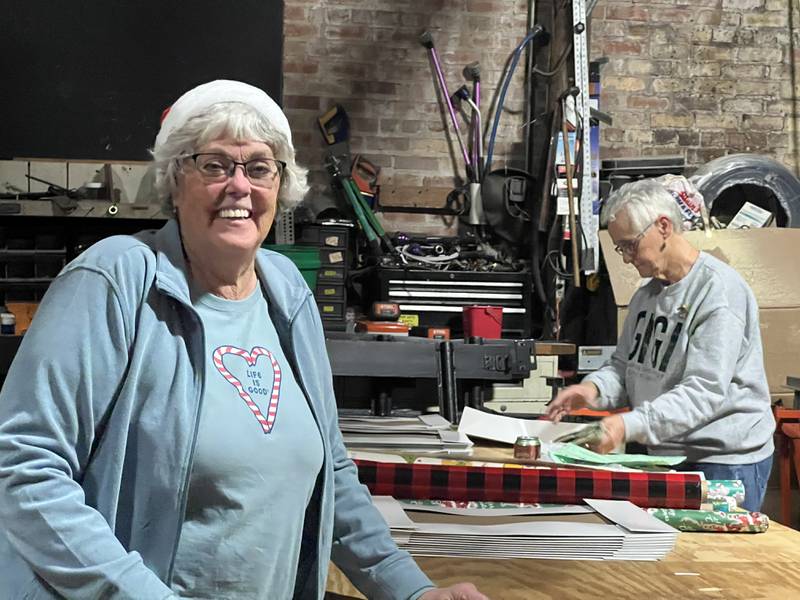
[513,435,541,460]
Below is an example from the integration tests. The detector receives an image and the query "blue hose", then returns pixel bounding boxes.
[483,26,545,181]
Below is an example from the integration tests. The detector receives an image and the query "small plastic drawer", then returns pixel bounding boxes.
[317,265,346,282]
[315,283,345,301]
[317,300,345,320]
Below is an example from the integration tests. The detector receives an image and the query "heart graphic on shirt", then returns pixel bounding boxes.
[212,345,282,434]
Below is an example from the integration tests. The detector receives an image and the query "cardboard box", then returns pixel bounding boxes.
[600,228,800,395]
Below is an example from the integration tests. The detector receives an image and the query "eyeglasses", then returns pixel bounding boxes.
[613,221,656,256]
[185,153,286,188]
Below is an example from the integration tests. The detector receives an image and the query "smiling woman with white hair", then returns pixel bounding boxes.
[0,80,486,600]
[547,177,775,513]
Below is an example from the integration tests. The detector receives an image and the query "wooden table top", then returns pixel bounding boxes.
[326,521,800,599]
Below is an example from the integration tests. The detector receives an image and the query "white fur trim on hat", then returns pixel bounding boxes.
[154,79,292,150]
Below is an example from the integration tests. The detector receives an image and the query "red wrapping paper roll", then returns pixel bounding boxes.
[354,459,704,509]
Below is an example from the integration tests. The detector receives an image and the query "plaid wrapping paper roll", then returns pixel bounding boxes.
[353,459,704,509]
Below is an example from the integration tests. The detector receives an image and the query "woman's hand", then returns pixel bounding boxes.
[419,582,490,600]
[545,382,599,423]
[591,415,626,454]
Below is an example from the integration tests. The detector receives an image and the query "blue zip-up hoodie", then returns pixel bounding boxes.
[0,220,433,599]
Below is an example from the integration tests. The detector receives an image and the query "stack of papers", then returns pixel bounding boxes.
[374,496,678,561]
[339,414,473,452]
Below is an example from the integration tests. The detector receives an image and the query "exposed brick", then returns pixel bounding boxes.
[284,61,319,75]
[285,22,317,37]
[281,0,798,218]
[627,95,671,111]
[678,62,722,78]
[742,12,788,27]
[284,95,321,111]
[653,129,679,144]
[727,131,768,151]
[742,115,786,131]
[692,45,734,62]
[678,131,701,146]
[692,79,735,96]
[651,44,690,60]
[325,7,351,24]
[651,113,694,128]
[722,0,765,8]
[737,47,783,62]
[721,64,767,79]
[695,113,741,129]
[687,148,727,165]
[702,131,729,147]
[602,40,644,56]
[604,76,647,92]
[351,81,398,96]
[695,10,723,26]
[605,5,649,21]
[736,81,782,97]
[674,95,719,112]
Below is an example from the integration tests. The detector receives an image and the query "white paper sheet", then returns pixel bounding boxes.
[458,406,587,444]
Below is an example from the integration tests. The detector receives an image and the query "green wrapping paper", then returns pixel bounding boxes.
[706,479,745,506]
[647,508,769,533]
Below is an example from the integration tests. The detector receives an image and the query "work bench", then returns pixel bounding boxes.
[326,520,800,599]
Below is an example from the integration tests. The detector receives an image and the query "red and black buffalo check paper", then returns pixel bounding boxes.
[354,459,704,509]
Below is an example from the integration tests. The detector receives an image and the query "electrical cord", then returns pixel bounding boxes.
[483,26,545,179]
[532,42,573,78]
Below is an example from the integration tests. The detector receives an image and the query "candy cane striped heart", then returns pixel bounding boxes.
[212,345,281,434]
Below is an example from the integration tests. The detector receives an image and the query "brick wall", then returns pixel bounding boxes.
[282,0,531,234]
[283,0,799,234]
[590,0,799,172]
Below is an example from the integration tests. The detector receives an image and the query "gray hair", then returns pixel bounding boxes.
[601,179,684,233]
[151,102,309,213]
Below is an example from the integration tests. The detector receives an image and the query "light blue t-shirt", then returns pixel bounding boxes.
[171,283,324,599]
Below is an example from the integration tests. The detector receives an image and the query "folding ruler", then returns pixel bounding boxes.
[572,0,598,272]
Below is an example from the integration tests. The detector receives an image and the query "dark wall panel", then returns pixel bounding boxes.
[0,1,283,161]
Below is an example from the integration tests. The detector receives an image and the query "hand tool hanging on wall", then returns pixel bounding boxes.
[419,31,474,183]
[350,154,381,206]
[450,84,485,225]
[324,154,395,257]
[558,87,581,286]
[463,62,482,181]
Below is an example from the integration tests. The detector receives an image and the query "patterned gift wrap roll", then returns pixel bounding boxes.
[647,508,769,533]
[354,459,704,509]
[700,496,740,513]
[705,479,745,506]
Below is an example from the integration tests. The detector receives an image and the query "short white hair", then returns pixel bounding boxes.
[601,179,684,232]
[151,102,309,212]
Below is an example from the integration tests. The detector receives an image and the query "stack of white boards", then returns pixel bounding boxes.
[373,496,678,561]
[339,414,473,452]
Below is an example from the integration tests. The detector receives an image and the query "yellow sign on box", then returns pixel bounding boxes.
[398,314,418,327]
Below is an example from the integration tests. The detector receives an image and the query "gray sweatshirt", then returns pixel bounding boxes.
[585,252,775,464]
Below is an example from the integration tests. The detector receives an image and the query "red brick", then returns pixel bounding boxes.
[602,41,644,55]
[605,6,649,21]
[284,95,320,111]
[284,22,317,37]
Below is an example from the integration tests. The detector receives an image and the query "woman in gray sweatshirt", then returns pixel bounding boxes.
[547,178,775,512]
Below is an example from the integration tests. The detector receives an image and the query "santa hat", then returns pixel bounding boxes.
[154,80,292,151]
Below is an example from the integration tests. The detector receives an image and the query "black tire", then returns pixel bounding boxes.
[690,154,800,228]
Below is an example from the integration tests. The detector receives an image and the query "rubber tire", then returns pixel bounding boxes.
[690,153,800,228]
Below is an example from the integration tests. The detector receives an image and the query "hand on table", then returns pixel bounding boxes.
[545,382,598,423]
[419,582,490,600]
